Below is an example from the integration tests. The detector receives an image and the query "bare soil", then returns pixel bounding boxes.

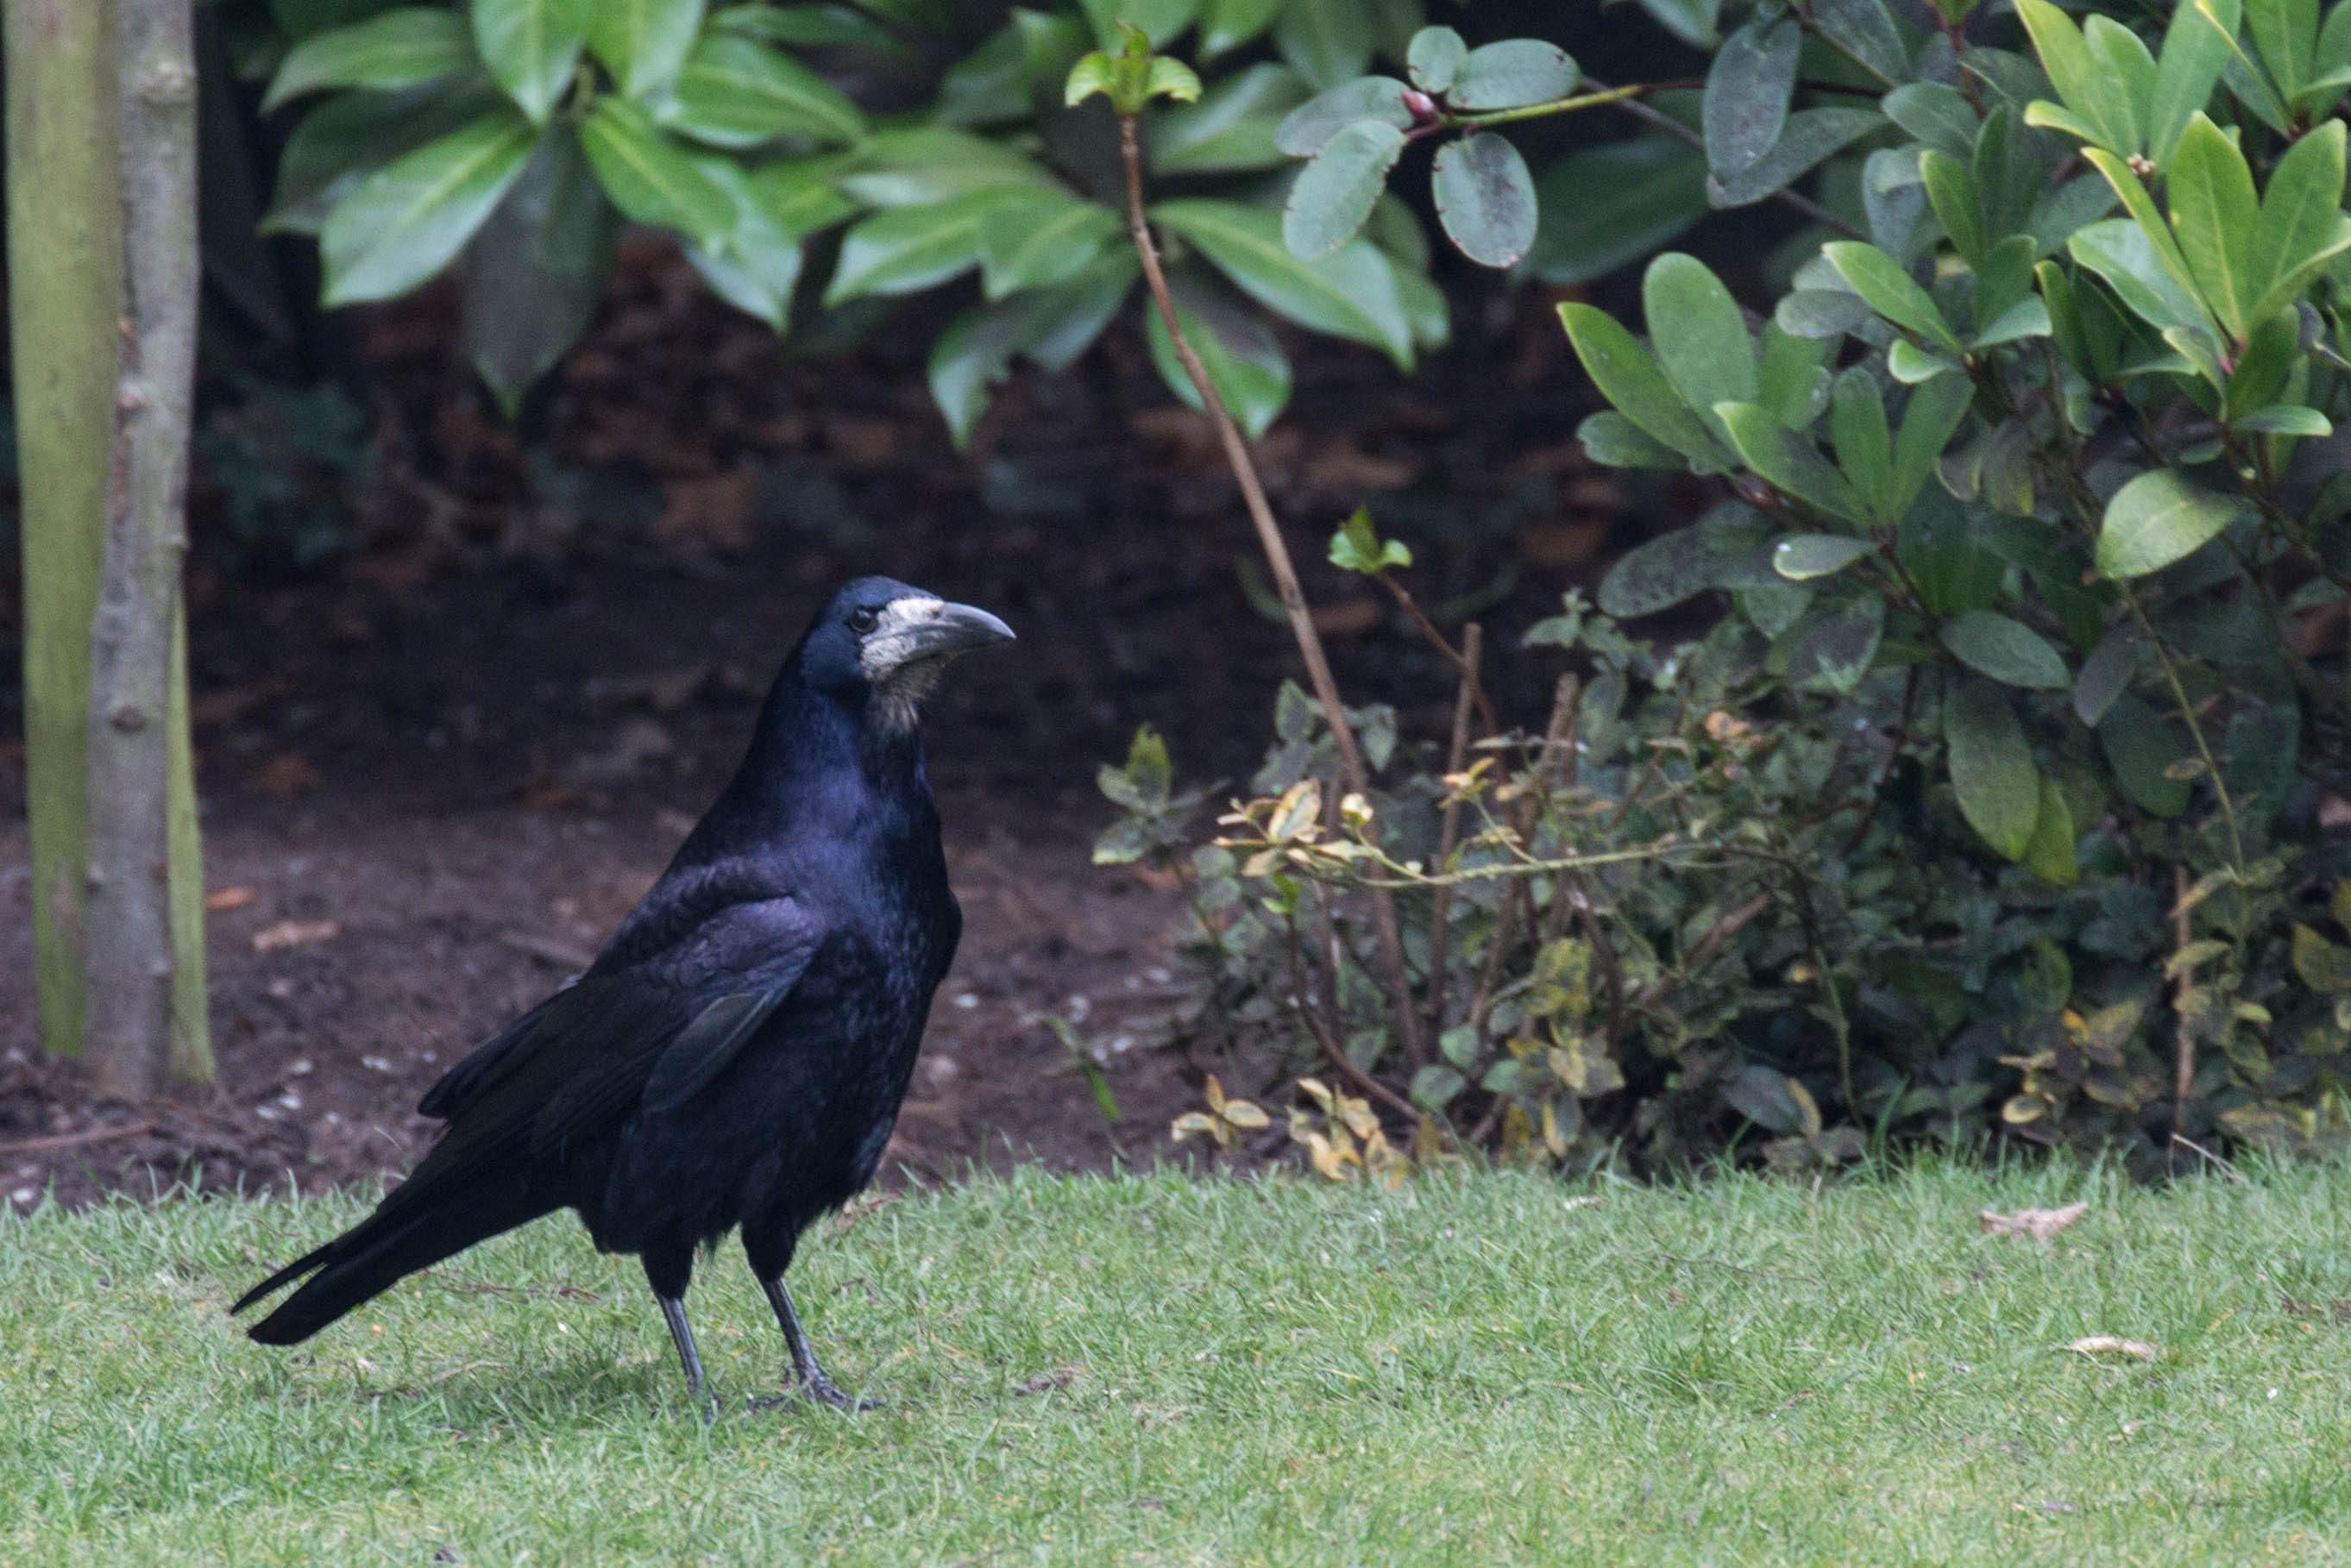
[0,234,1634,1209]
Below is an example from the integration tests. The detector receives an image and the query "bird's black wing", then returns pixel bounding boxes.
[415,892,827,1171]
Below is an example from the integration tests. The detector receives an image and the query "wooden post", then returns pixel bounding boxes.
[7,0,123,1062]
[6,0,211,1089]
[83,0,210,1092]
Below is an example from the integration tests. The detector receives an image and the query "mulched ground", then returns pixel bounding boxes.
[0,232,1647,1209]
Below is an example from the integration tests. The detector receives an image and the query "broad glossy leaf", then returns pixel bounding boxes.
[1726,1065,1819,1136]
[825,189,998,303]
[1644,253,1756,442]
[1431,132,1537,268]
[1810,0,1908,83]
[2024,775,2078,886]
[1757,322,1833,428]
[1829,367,1891,516]
[1634,0,1722,48]
[2071,624,2140,725]
[713,4,907,55]
[321,108,539,304]
[464,126,619,410]
[1787,593,1886,693]
[2168,114,2259,335]
[1579,411,1684,469]
[1152,63,1310,173]
[1883,82,1978,160]
[1530,139,1708,285]
[1201,0,1283,57]
[1145,265,1292,438]
[1773,533,1875,580]
[1078,0,1198,47]
[1945,676,2040,860]
[1285,119,1405,260]
[1275,0,1374,91]
[930,297,1033,448]
[1598,525,1720,617]
[2249,119,2351,323]
[1273,77,1411,155]
[578,96,734,249]
[1717,401,1867,522]
[1449,39,1578,110]
[588,0,705,99]
[2014,0,2135,153]
[1707,108,1881,207]
[980,189,1120,298]
[2068,218,2212,342]
[1557,303,1732,470]
[744,154,856,235]
[1704,16,1801,174]
[2147,0,2240,166]
[1890,373,1972,515]
[2096,470,2239,579]
[1154,198,1413,364]
[265,8,472,112]
[1776,289,1874,339]
[1018,247,1138,371]
[1940,610,2070,688]
[663,34,866,148]
[2081,148,2212,319]
[271,0,395,40]
[473,0,590,124]
[838,126,1050,206]
[1920,150,1984,263]
[2099,692,2191,816]
[2234,405,2332,436]
[265,75,503,235]
[2248,0,2318,96]
[1406,25,1466,93]
[1822,241,1961,352]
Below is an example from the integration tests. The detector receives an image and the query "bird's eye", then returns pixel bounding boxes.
[848,607,880,634]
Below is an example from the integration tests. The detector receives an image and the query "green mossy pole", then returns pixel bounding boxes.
[6,0,123,1063]
[6,0,211,1089]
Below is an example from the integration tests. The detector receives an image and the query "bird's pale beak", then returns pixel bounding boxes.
[907,601,1015,660]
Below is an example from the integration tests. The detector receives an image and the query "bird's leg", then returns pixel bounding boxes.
[644,1246,716,1417]
[756,1274,873,1411]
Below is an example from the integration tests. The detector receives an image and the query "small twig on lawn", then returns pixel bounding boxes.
[1423,621,1483,1040]
[0,1121,154,1157]
[1116,110,1428,1073]
[2169,1132,2247,1185]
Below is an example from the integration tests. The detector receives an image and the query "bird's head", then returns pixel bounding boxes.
[799,577,1015,729]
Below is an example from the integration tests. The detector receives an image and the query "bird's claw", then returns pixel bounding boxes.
[751,1374,878,1413]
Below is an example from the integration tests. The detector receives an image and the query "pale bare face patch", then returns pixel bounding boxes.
[858,596,949,730]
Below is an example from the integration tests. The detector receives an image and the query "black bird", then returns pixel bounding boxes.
[235,578,1013,1407]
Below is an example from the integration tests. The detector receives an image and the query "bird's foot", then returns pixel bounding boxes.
[752,1370,878,1413]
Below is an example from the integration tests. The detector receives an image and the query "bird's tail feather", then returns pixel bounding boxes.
[236,1167,554,1345]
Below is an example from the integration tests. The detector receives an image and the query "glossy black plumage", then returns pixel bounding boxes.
[234,578,1012,1406]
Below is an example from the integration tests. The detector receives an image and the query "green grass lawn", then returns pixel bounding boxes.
[2,1157,2347,1565]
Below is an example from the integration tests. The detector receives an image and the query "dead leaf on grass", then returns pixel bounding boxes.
[2067,1336,2160,1360]
[251,919,339,953]
[1014,1364,1084,1396]
[204,886,261,913]
[1978,1201,2089,1241]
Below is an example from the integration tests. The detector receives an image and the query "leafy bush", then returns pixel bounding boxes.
[1101,0,2351,1178]
[230,0,1729,435]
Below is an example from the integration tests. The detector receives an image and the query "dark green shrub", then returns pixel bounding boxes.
[1099,0,2351,1178]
